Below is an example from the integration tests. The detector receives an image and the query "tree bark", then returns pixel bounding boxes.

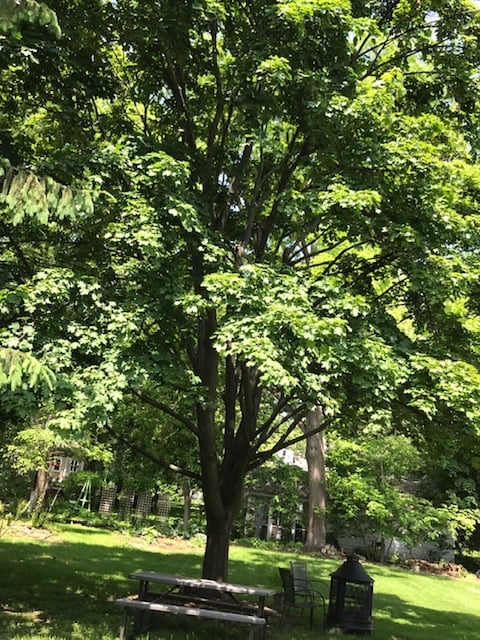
[303,406,327,551]
[182,478,191,533]
[201,444,245,580]
[202,509,236,581]
[194,301,255,581]
[28,468,49,514]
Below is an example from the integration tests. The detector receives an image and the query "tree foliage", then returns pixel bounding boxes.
[327,434,480,560]
[2,0,480,578]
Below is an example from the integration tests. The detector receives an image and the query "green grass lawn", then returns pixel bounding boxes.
[1,523,479,639]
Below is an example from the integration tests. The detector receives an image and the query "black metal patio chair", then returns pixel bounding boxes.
[278,567,325,629]
[289,560,327,628]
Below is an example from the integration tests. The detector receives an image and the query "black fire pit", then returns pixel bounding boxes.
[326,554,374,634]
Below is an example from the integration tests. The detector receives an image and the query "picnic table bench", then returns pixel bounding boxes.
[115,570,277,640]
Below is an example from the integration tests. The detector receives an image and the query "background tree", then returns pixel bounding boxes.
[302,406,328,551]
[327,434,479,561]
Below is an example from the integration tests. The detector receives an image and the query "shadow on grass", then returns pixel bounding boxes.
[1,535,479,639]
[0,537,203,639]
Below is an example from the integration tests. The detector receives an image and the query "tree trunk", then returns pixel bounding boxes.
[194,302,254,581]
[28,468,49,515]
[303,406,327,551]
[182,478,191,534]
[201,463,245,581]
[202,511,235,581]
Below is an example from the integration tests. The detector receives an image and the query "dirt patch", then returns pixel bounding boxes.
[3,523,203,552]
[5,523,62,542]
[125,534,202,552]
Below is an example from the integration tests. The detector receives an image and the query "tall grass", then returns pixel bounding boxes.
[1,524,479,639]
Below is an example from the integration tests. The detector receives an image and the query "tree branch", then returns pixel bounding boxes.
[223,354,239,457]
[162,49,196,151]
[207,19,224,159]
[321,240,368,276]
[256,132,308,260]
[249,412,338,471]
[254,396,303,448]
[130,387,199,436]
[0,222,34,278]
[103,422,201,481]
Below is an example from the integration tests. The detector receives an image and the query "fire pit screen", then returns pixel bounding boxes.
[326,554,374,634]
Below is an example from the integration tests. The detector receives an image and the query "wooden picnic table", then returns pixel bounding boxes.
[115,570,277,639]
[130,570,276,614]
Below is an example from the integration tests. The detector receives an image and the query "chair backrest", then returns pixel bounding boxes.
[290,560,309,595]
[278,567,296,604]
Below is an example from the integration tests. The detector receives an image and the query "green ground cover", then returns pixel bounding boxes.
[1,523,479,639]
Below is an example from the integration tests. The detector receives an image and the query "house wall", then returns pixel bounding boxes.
[49,455,84,483]
[337,534,455,563]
